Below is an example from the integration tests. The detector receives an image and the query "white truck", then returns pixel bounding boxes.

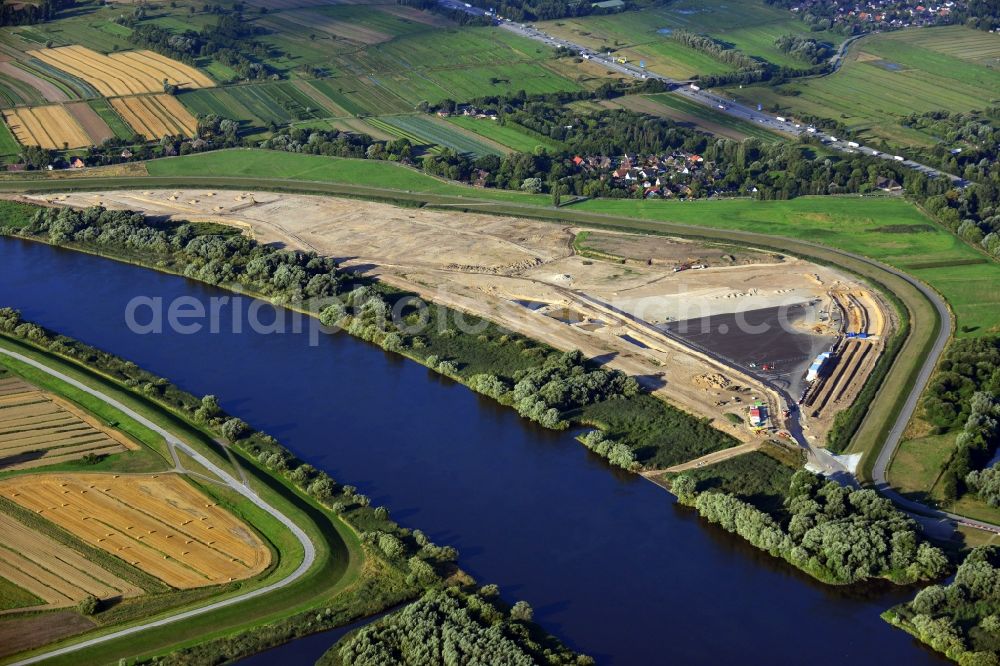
[689,84,700,91]
[775,116,786,122]
[893,155,905,162]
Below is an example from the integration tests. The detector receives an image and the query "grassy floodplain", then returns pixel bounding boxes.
[446,116,563,153]
[538,0,840,76]
[727,25,1000,148]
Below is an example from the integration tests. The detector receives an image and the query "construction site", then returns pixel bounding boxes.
[17,189,893,456]
[799,288,887,428]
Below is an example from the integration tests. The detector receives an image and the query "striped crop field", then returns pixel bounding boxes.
[30,46,214,97]
[0,510,144,610]
[1,473,271,589]
[2,104,91,149]
[0,375,137,471]
[303,77,411,117]
[375,115,502,157]
[111,94,198,139]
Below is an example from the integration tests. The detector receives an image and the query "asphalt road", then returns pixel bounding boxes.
[0,347,318,666]
[439,2,965,186]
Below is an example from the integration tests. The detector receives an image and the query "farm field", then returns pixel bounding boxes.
[2,104,91,149]
[183,82,347,130]
[374,115,503,156]
[0,509,144,610]
[614,93,784,141]
[0,61,66,106]
[379,62,583,106]
[88,98,135,140]
[111,94,198,139]
[31,46,214,97]
[446,116,562,153]
[299,77,411,117]
[14,58,99,101]
[538,0,841,73]
[0,574,41,612]
[0,122,20,158]
[726,26,1000,148]
[66,101,114,145]
[0,374,137,472]
[257,3,449,47]
[0,472,272,589]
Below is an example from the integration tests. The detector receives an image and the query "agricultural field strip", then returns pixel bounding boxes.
[29,46,214,98]
[20,59,99,100]
[0,346,314,666]
[0,511,142,607]
[376,115,501,156]
[1,474,269,588]
[0,61,68,103]
[155,95,197,135]
[112,51,215,89]
[0,385,133,469]
[33,46,149,97]
[110,95,196,140]
[131,96,181,137]
[110,98,155,139]
[2,105,91,150]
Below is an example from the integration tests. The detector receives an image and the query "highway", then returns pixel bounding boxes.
[0,347,318,666]
[439,1,964,186]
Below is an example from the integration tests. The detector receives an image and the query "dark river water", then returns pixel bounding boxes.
[0,238,943,665]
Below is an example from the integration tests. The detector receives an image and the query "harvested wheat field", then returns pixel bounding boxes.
[0,375,137,470]
[30,46,213,97]
[0,510,143,610]
[2,104,90,149]
[111,94,198,139]
[0,473,271,589]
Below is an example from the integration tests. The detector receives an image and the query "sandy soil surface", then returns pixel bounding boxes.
[24,189,888,452]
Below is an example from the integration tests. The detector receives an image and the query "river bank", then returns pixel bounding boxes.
[0,319,585,665]
[0,221,949,663]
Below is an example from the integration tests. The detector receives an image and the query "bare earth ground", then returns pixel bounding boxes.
[21,190,889,456]
[0,610,95,659]
[65,102,114,145]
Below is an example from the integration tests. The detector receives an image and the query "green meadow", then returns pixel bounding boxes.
[728,26,1000,148]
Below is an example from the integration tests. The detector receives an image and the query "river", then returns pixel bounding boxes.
[0,237,942,664]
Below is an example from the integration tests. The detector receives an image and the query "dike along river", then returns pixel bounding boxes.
[0,237,943,665]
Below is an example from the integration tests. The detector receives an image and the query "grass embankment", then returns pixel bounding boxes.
[0,334,367,665]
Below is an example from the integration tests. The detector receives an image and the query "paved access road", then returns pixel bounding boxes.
[0,347,317,666]
[439,1,965,186]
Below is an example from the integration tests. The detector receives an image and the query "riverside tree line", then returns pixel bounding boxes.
[672,468,949,585]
